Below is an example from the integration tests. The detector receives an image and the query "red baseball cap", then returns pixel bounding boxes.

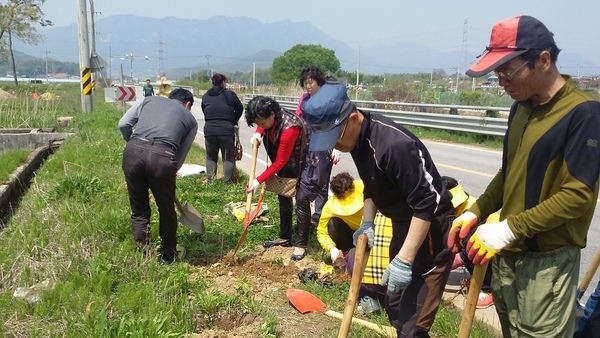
[466,15,556,77]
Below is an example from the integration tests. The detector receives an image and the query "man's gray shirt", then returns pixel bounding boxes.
[118,96,198,169]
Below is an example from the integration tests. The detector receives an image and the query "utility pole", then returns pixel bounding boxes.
[77,0,93,112]
[89,0,97,89]
[457,18,469,92]
[45,50,50,83]
[109,45,112,80]
[205,54,211,77]
[252,62,256,95]
[355,46,360,100]
[430,69,433,88]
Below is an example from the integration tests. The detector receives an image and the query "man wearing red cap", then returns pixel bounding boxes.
[447,15,600,336]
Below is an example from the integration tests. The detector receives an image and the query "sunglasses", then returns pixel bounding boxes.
[494,60,530,81]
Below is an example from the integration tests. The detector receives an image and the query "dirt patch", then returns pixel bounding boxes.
[0,88,15,101]
[188,245,350,337]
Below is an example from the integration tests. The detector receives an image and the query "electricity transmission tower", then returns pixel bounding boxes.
[155,37,167,78]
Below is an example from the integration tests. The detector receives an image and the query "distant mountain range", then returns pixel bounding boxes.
[11,15,600,78]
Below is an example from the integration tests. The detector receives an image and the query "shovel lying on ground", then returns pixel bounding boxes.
[232,140,264,257]
[175,197,204,234]
[286,288,396,337]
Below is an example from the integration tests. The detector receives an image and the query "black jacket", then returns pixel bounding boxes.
[350,111,454,273]
[201,86,243,137]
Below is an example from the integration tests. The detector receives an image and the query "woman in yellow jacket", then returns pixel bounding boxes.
[317,172,393,312]
[316,172,364,257]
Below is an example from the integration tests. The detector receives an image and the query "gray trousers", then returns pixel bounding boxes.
[205,135,235,183]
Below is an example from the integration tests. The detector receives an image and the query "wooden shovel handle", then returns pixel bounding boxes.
[338,234,369,338]
[578,248,600,301]
[326,310,395,337]
[458,262,488,338]
[174,197,184,212]
[245,140,260,213]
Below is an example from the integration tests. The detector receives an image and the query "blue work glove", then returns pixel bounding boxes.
[352,221,374,248]
[381,256,413,295]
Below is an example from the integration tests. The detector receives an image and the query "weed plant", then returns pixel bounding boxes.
[0,149,30,184]
[0,90,495,337]
[0,83,81,129]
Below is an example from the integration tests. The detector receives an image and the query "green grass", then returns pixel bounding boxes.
[0,149,30,183]
[0,86,497,337]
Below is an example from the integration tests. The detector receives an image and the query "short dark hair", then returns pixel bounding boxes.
[244,96,281,127]
[299,66,326,88]
[211,73,227,86]
[168,88,194,105]
[441,176,459,190]
[520,45,561,68]
[330,172,354,199]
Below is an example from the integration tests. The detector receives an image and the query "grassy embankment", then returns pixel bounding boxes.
[0,83,496,337]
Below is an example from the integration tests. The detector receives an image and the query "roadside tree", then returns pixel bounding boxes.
[0,0,52,86]
[271,44,340,85]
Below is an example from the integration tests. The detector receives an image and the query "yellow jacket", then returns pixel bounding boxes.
[316,180,394,285]
[317,180,365,251]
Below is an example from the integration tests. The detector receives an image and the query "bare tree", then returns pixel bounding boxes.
[0,0,52,86]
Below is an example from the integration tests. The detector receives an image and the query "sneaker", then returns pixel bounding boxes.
[476,291,494,309]
[357,296,381,314]
[451,253,465,270]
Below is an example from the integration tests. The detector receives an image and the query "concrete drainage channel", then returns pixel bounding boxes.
[0,126,74,227]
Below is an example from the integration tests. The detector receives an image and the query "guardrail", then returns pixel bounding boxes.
[242,94,510,137]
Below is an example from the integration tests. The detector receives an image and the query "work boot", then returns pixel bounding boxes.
[159,245,186,265]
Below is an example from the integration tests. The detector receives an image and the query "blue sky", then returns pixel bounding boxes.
[46,0,600,72]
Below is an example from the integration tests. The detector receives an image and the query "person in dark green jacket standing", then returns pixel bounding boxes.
[142,79,154,97]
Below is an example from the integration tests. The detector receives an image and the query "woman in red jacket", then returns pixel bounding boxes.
[244,96,312,261]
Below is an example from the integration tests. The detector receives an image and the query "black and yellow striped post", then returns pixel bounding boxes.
[80,67,93,112]
[81,67,92,95]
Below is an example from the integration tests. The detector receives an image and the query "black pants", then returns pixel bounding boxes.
[205,135,235,183]
[385,209,454,338]
[327,217,355,252]
[311,173,330,222]
[122,138,178,254]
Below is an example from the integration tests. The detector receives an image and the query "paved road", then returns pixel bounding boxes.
[187,98,600,304]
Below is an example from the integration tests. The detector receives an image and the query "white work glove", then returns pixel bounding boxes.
[329,247,341,262]
[467,219,517,265]
[331,149,342,165]
[245,179,260,194]
[250,132,262,146]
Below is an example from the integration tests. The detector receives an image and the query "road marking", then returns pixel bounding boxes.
[436,163,600,204]
[435,163,496,178]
